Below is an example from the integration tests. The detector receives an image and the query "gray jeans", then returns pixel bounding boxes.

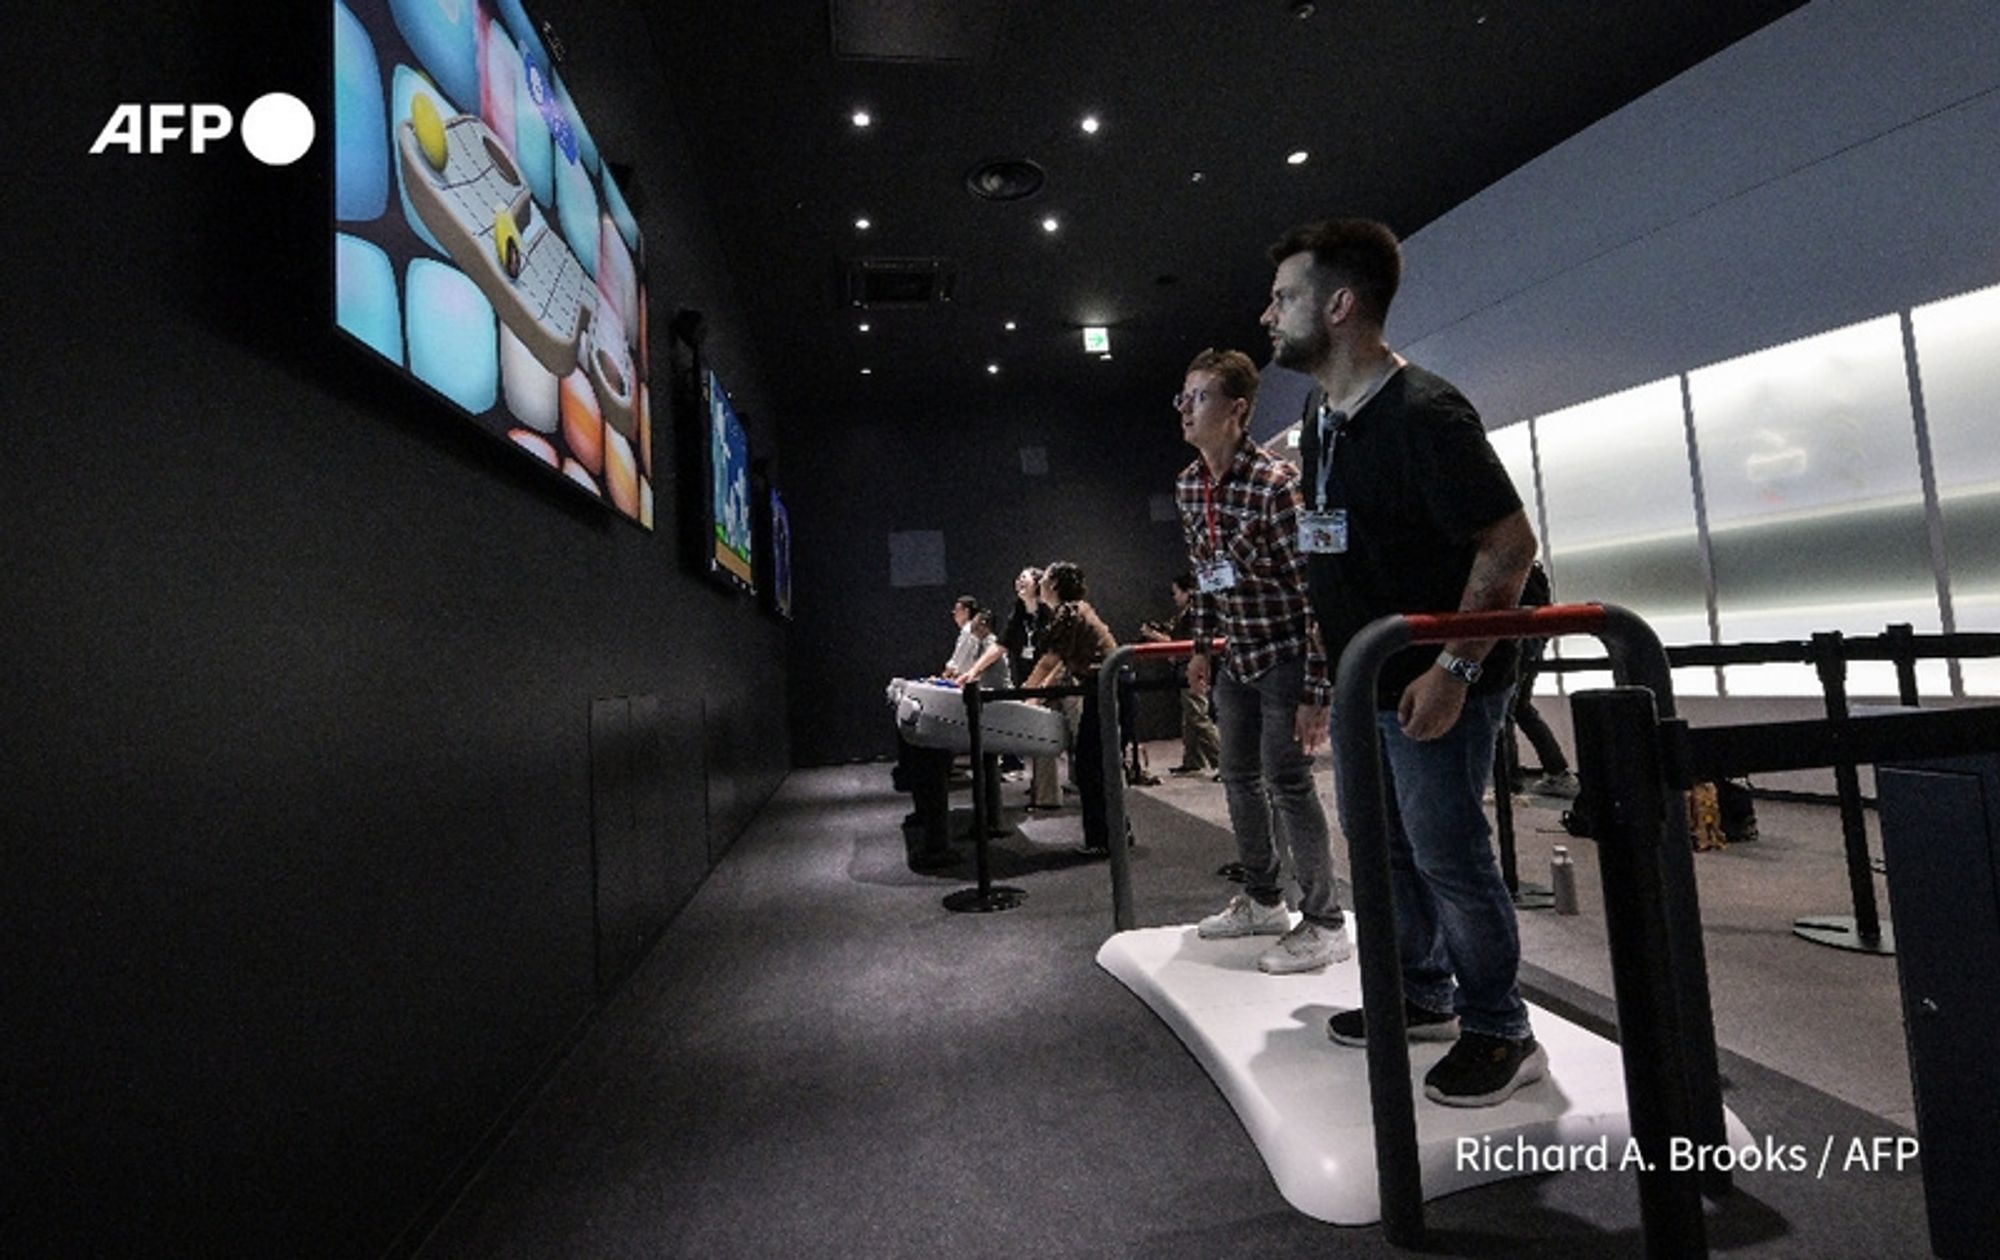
[1211,655,1342,927]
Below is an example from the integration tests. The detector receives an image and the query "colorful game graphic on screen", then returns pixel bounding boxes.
[707,369,754,591]
[769,487,793,619]
[332,0,653,528]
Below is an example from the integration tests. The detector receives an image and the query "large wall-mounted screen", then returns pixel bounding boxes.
[332,0,653,527]
[706,368,754,592]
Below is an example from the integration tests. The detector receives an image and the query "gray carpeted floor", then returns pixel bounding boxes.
[415,757,1933,1259]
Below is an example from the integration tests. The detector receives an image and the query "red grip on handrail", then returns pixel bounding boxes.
[1126,637,1225,660]
[1402,603,1607,644]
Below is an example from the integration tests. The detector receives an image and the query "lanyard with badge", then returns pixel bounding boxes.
[1194,462,1238,593]
[1299,363,1399,555]
[1299,403,1349,554]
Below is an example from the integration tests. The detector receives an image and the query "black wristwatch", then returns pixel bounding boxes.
[1436,650,1483,686]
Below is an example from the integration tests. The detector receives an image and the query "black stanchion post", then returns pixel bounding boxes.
[943,683,1027,914]
[1601,605,1731,1196]
[1101,647,1138,933]
[1887,622,1921,707]
[1572,686,1709,1260]
[1494,740,1519,894]
[1794,632,1893,954]
[1495,734,1555,911]
[1333,619,1424,1249]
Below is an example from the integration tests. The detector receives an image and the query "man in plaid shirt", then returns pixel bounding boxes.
[1175,348,1350,974]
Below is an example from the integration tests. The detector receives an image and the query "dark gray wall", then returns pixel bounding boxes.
[784,393,1196,765]
[2,3,787,1255]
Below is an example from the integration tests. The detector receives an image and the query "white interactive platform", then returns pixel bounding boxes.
[1097,923,1751,1225]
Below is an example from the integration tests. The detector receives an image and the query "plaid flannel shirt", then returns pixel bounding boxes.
[1176,440,1331,705]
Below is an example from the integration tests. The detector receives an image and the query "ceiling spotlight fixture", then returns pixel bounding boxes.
[858,322,871,332]
[1190,171,1205,183]
[860,367,873,375]
[1041,216,1060,233]
[851,110,872,128]
[1079,115,1100,135]
[1004,320,1018,331]
[1290,1,1316,18]
[986,363,1001,375]
[1099,353,1113,361]
[1286,150,1309,165]
[854,217,871,231]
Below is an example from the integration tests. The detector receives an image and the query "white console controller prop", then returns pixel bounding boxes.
[1097,922,1751,1224]
[887,677,1070,757]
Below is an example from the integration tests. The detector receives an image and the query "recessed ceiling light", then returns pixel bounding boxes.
[1079,115,1100,135]
[1041,216,1060,233]
[858,322,871,332]
[1286,150,1309,165]
[1099,353,1113,361]
[1190,171,1205,183]
[860,367,873,375]
[855,216,871,231]
[851,110,872,128]
[1004,320,1018,331]
[986,363,1001,375]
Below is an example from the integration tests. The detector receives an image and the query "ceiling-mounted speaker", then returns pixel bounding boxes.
[845,257,956,308]
[964,158,1045,202]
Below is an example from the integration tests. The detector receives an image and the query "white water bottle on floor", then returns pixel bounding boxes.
[1551,845,1579,916]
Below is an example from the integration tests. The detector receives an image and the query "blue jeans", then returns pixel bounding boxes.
[1211,656,1342,927]
[1335,688,1529,1040]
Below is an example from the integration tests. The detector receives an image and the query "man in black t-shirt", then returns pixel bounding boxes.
[1262,218,1544,1108]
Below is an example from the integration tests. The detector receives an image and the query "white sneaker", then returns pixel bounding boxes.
[1256,920,1353,974]
[1196,893,1291,939]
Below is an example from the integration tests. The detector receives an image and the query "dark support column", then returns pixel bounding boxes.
[1793,632,1894,955]
[1572,687,1709,1260]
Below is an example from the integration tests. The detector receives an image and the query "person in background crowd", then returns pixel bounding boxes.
[1508,561,1577,798]
[1007,567,1063,809]
[941,595,983,679]
[1019,561,1120,855]
[1140,572,1223,776]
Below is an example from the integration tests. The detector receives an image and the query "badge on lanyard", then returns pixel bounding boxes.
[1299,509,1348,554]
[1195,557,1238,593]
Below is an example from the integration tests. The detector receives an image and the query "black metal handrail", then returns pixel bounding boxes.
[1334,603,1726,1251]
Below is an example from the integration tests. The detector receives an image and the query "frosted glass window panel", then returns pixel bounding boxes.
[1534,377,1707,625]
[1710,600,1947,699]
[1551,610,1719,699]
[1911,281,2000,696]
[1688,314,1939,695]
[1487,421,1538,536]
[1951,593,2000,696]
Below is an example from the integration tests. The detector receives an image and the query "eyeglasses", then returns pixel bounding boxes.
[1174,387,1228,410]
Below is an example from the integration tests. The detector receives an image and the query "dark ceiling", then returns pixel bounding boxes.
[644,0,1808,418]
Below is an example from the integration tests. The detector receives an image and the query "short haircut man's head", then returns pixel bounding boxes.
[953,594,981,615]
[1267,218,1403,328]
[1184,347,1260,407]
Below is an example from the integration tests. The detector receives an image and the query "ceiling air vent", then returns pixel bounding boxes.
[965,158,1045,202]
[846,257,956,308]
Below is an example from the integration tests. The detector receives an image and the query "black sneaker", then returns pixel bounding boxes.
[1422,1031,1548,1107]
[1326,1000,1461,1047]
